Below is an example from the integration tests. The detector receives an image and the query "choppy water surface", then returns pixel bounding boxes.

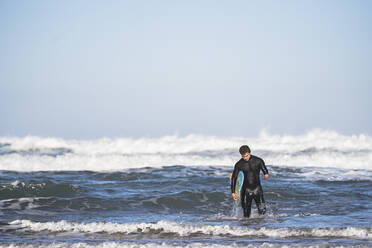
[0,130,371,247]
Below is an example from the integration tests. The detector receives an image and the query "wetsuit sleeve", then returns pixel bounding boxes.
[260,158,269,175]
[230,162,239,194]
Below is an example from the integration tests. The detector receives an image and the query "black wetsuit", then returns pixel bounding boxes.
[231,155,269,217]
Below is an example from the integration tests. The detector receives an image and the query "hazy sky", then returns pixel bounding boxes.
[1,0,371,139]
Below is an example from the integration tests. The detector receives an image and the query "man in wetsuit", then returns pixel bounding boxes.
[231,145,269,218]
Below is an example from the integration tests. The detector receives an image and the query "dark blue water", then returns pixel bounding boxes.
[0,165,371,248]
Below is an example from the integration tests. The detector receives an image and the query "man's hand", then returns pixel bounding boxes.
[232,193,239,201]
[264,174,269,179]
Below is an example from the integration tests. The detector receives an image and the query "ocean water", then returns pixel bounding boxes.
[0,129,371,248]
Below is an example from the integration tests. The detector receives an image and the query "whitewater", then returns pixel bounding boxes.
[1,129,372,171]
[0,129,371,247]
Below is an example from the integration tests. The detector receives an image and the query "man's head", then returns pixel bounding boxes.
[239,145,251,161]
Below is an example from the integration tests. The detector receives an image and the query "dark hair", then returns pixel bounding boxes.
[239,145,251,155]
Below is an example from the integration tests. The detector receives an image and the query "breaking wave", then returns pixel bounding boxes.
[8,219,372,240]
[0,242,370,248]
[0,129,371,171]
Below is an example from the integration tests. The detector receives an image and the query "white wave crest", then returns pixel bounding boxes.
[0,241,369,248]
[9,219,372,240]
[0,129,372,171]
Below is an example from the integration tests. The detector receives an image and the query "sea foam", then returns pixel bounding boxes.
[9,219,372,239]
[0,129,371,171]
[2,241,369,248]
[0,242,369,248]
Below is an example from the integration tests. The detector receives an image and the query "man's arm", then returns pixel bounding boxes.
[230,162,239,194]
[260,158,269,179]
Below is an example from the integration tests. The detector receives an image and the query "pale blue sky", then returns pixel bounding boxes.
[1,0,371,138]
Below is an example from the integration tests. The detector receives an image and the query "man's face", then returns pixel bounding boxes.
[242,152,251,162]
